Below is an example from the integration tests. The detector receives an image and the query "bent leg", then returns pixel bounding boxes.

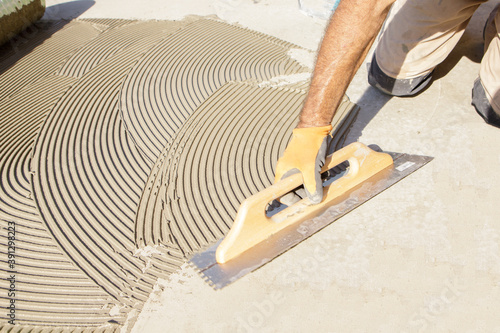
[369,0,486,96]
[473,4,500,127]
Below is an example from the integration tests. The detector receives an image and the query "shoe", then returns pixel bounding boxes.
[472,78,500,128]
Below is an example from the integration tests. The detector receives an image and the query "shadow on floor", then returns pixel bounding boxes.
[0,1,94,75]
[42,0,95,20]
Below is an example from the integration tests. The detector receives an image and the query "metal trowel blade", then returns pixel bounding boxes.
[189,151,433,289]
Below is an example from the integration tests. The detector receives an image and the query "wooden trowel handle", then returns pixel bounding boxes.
[216,142,393,264]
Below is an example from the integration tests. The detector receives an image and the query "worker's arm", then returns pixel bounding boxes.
[298,0,395,128]
[275,0,395,204]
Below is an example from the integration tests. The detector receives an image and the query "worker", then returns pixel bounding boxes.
[275,0,500,205]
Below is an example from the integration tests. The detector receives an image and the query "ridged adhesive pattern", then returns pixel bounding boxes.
[30,19,187,306]
[0,21,100,100]
[0,18,187,330]
[135,81,358,255]
[0,17,358,330]
[0,75,123,329]
[120,19,307,163]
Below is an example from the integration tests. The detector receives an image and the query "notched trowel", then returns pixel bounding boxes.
[189,142,433,289]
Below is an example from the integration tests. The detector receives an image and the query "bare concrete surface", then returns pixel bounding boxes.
[1,0,498,332]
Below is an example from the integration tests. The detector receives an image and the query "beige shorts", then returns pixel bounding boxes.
[375,0,500,114]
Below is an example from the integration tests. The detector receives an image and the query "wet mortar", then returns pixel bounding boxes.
[0,17,358,331]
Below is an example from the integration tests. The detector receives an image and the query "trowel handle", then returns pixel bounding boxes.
[248,141,371,206]
[216,142,393,264]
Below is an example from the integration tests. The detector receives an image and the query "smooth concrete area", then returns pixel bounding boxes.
[42,0,500,332]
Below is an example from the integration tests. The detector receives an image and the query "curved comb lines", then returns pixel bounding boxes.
[135,82,306,254]
[57,20,177,78]
[188,85,304,252]
[136,81,358,256]
[1,17,356,329]
[30,27,183,305]
[120,19,306,163]
[0,76,122,326]
[0,21,100,100]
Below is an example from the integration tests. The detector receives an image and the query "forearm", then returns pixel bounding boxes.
[297,0,395,128]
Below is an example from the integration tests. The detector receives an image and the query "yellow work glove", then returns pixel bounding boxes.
[274,125,333,205]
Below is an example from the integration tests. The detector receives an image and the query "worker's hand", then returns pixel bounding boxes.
[274,125,332,205]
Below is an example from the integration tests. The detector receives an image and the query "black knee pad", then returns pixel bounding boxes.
[472,78,500,128]
[368,54,433,97]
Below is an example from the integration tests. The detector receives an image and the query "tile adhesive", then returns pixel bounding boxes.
[0,17,358,331]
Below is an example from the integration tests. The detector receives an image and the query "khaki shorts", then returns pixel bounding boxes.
[374,0,500,115]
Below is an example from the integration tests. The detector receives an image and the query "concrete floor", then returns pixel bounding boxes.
[45,1,500,332]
